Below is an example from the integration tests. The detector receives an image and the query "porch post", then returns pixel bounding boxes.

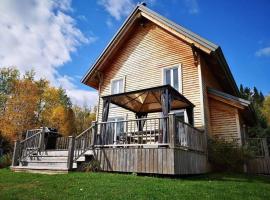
[186,106,194,126]
[67,136,75,170]
[100,98,111,145]
[161,88,171,143]
[135,112,148,131]
[11,140,20,166]
[168,113,175,148]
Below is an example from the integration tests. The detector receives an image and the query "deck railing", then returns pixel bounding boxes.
[247,138,270,158]
[174,117,205,152]
[95,117,169,147]
[12,115,206,168]
[73,124,96,161]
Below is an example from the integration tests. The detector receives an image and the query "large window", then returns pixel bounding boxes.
[111,78,124,94]
[163,66,180,91]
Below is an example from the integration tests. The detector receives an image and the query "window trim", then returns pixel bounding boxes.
[161,64,182,93]
[110,77,125,95]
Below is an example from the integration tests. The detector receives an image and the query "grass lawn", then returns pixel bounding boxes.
[0,169,270,200]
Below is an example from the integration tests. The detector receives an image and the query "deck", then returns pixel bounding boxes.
[12,114,208,174]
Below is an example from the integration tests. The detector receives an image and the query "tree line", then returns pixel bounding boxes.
[0,68,96,153]
[239,84,270,137]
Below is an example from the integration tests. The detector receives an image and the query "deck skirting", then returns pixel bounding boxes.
[93,147,208,175]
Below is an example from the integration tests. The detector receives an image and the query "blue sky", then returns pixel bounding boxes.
[0,0,270,106]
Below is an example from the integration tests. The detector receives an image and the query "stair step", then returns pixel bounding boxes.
[28,156,68,161]
[11,166,69,174]
[39,150,68,156]
[21,161,68,168]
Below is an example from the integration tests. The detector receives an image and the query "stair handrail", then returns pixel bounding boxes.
[74,122,97,161]
[19,128,44,161]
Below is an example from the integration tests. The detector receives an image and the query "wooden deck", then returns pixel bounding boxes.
[12,115,208,175]
[94,147,207,175]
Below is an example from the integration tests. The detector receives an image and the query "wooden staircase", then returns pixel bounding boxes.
[11,126,95,174]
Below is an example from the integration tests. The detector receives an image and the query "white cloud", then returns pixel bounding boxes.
[98,0,135,20]
[0,0,97,107]
[184,0,199,14]
[255,47,270,57]
[57,75,98,108]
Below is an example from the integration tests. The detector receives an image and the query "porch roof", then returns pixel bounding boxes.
[102,85,194,114]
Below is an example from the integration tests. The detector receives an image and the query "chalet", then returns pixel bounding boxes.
[11,4,255,174]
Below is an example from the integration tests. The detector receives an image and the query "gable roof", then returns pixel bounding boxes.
[81,3,240,96]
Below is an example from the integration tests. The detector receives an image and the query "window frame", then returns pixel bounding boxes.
[161,64,182,93]
[110,77,125,95]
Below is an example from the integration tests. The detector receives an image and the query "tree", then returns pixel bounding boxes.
[0,79,39,140]
[239,84,270,137]
[0,68,19,113]
[50,106,75,136]
[73,105,96,135]
[262,96,270,125]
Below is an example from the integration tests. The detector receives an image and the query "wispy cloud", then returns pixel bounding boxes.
[255,47,270,57]
[98,0,135,21]
[0,0,97,107]
[184,0,199,14]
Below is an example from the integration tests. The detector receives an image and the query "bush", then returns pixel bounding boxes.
[0,153,12,168]
[208,138,252,172]
[78,160,101,172]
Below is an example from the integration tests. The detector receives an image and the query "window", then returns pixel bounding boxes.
[163,66,180,91]
[108,117,125,144]
[111,78,124,94]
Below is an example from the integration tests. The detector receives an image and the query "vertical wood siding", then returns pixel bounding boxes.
[93,148,207,174]
[97,22,202,127]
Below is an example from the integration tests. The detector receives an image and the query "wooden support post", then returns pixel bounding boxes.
[262,138,269,158]
[169,113,175,148]
[67,136,75,170]
[91,121,97,146]
[39,127,45,152]
[12,140,20,166]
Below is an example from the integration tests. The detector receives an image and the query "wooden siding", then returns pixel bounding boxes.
[93,148,207,175]
[97,21,203,128]
[200,55,224,135]
[208,98,240,142]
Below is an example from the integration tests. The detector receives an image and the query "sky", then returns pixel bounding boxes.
[0,0,270,107]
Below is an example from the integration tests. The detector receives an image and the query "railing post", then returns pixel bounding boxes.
[67,136,75,170]
[262,138,269,158]
[91,121,97,146]
[39,127,45,152]
[169,113,175,148]
[12,140,20,166]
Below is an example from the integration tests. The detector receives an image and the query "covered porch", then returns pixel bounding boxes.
[97,85,200,148]
[74,85,207,174]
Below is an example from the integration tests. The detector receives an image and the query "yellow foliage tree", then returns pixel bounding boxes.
[50,106,75,136]
[0,80,39,140]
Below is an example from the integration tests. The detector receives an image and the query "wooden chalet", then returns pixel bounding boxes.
[11,3,255,174]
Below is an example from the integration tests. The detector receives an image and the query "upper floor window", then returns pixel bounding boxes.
[163,65,181,91]
[111,78,124,94]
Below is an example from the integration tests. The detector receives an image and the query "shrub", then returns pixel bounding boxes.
[78,160,101,172]
[0,153,12,168]
[208,138,252,172]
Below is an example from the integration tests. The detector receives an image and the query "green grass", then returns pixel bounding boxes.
[0,169,270,200]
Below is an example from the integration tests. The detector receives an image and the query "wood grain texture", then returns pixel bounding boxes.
[208,98,240,142]
[93,147,207,175]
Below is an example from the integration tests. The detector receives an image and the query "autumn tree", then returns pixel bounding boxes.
[0,79,39,140]
[50,106,76,136]
[73,105,96,135]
